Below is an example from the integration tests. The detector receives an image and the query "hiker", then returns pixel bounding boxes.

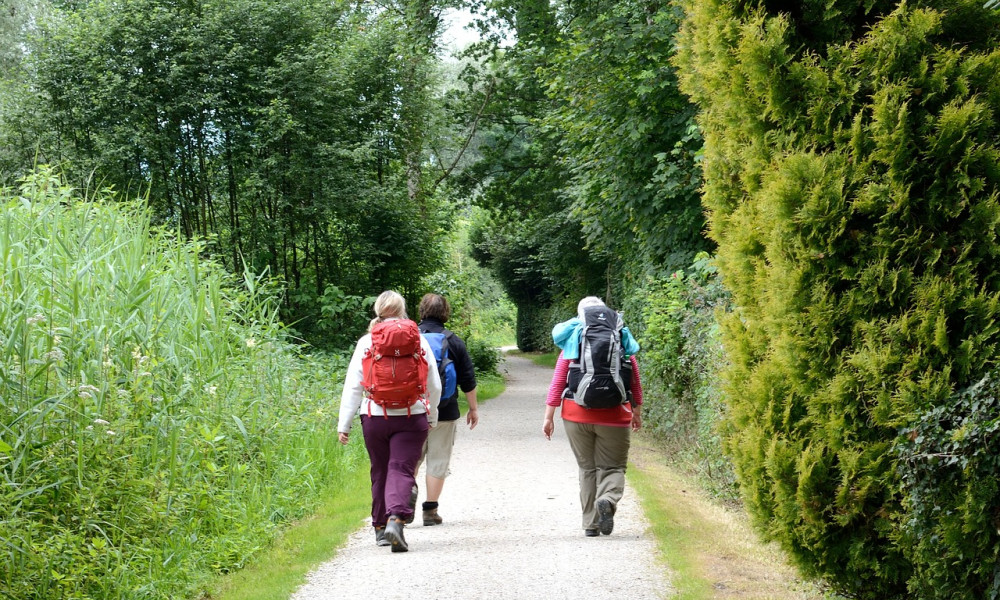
[416,293,479,526]
[337,290,442,552]
[542,296,643,537]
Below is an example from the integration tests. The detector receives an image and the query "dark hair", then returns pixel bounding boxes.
[418,293,450,323]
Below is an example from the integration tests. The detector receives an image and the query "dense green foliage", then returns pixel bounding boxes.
[897,373,1000,600]
[423,211,513,370]
[0,170,363,598]
[676,0,1000,596]
[461,0,707,349]
[635,253,735,498]
[457,0,602,351]
[544,0,707,269]
[1,0,454,348]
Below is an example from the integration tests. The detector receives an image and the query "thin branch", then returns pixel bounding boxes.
[429,76,496,192]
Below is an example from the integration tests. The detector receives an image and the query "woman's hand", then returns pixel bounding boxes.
[338,432,350,445]
[630,410,642,432]
[543,404,557,439]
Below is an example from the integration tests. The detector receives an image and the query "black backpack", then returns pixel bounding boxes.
[563,306,633,409]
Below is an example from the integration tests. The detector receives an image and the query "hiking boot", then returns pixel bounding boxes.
[584,528,599,537]
[404,484,418,524]
[422,507,443,526]
[597,499,616,536]
[375,526,390,547]
[384,515,408,553]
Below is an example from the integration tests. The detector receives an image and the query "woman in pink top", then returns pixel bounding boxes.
[543,297,644,537]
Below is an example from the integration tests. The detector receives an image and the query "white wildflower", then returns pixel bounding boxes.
[151,396,162,403]
[44,348,65,362]
[204,385,217,396]
[78,384,100,399]
[93,418,109,426]
[106,430,116,436]
[52,335,62,346]
[117,388,129,399]
[245,338,257,348]
[26,313,45,326]
[85,425,93,431]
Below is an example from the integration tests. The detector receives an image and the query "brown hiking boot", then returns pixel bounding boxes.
[403,484,418,524]
[384,515,408,552]
[422,507,443,526]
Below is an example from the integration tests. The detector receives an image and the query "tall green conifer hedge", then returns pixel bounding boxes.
[675,1,1000,597]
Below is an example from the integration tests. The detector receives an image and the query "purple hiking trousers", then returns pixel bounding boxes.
[360,414,429,527]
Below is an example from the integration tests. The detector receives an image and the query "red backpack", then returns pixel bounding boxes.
[362,319,429,415]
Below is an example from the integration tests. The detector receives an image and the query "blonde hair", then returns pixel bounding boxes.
[369,290,408,331]
[577,296,605,321]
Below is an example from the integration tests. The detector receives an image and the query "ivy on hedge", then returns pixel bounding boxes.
[897,373,1000,600]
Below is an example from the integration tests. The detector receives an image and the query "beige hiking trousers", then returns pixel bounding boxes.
[562,420,631,531]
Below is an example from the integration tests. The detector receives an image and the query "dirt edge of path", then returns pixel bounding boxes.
[629,437,826,600]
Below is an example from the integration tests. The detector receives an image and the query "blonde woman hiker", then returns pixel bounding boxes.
[338,290,441,552]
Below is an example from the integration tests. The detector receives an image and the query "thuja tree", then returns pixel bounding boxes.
[675,0,1000,597]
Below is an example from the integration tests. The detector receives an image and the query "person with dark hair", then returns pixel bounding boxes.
[543,296,643,537]
[338,291,441,552]
[415,293,478,526]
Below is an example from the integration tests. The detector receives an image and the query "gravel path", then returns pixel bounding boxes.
[291,354,672,599]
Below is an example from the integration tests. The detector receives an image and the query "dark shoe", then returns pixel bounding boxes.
[584,529,599,537]
[422,507,443,526]
[375,526,390,547]
[404,484,418,524]
[384,515,408,552]
[597,499,616,536]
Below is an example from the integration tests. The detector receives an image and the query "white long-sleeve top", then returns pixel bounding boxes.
[337,328,441,433]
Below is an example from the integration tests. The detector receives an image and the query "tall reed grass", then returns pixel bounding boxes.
[0,168,364,599]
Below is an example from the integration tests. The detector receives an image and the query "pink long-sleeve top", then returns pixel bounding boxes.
[546,352,643,427]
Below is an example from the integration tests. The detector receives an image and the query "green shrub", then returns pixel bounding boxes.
[464,336,502,376]
[638,253,736,499]
[0,168,363,599]
[676,1,1000,596]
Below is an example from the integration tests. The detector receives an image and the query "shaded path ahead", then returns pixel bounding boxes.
[291,354,671,599]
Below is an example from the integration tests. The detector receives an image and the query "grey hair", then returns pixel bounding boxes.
[577,296,605,321]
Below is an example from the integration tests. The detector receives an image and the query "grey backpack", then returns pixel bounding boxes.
[564,306,633,409]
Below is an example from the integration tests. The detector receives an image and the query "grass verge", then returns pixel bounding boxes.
[203,371,508,599]
[506,350,558,368]
[628,436,823,600]
[203,454,370,600]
